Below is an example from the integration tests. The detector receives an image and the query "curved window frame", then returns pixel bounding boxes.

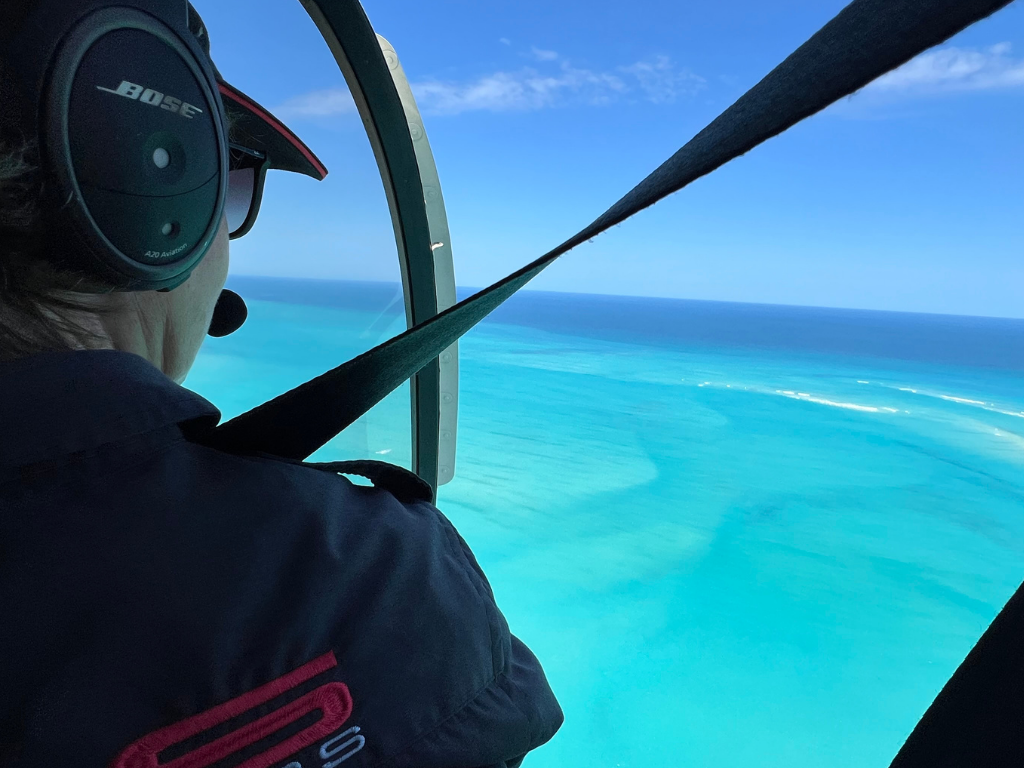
[299,0,458,493]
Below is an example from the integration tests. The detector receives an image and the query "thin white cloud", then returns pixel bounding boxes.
[868,42,1024,94]
[499,37,512,46]
[274,87,356,119]
[273,54,703,119]
[618,55,705,103]
[529,46,559,61]
[411,62,627,115]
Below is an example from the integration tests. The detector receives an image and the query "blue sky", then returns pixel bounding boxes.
[199,0,1024,318]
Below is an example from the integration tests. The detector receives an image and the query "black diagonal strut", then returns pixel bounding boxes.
[205,0,1012,462]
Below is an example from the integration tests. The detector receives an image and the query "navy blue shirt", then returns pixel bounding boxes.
[0,350,562,767]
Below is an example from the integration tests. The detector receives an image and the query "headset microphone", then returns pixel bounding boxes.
[208,288,247,337]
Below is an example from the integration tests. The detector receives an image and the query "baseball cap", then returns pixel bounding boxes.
[187,2,328,182]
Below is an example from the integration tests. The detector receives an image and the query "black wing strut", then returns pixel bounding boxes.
[206,0,1011,465]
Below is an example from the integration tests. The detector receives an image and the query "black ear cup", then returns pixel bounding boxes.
[39,5,227,291]
[68,29,220,265]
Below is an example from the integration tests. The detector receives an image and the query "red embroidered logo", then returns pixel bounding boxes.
[112,651,353,768]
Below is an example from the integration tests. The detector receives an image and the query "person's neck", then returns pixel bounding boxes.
[60,291,180,383]
[96,293,181,382]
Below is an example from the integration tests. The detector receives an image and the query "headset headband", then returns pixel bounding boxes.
[1,0,228,292]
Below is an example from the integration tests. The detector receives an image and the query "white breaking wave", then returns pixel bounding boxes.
[939,394,989,406]
[774,390,881,413]
[691,378,1014,420]
[698,381,892,414]
[886,384,1024,420]
[995,409,1024,419]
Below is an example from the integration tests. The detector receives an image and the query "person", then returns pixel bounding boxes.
[0,2,563,766]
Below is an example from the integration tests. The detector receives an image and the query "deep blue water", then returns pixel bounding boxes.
[190,276,1024,768]
[227,274,1024,370]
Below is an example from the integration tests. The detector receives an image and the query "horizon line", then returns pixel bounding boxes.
[225,273,1024,323]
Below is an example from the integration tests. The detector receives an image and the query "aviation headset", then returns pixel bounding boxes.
[0,0,227,294]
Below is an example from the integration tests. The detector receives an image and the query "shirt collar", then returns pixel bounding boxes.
[0,350,221,469]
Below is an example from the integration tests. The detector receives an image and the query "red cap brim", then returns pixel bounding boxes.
[219,80,328,181]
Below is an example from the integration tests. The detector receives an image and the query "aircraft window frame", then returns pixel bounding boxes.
[300,2,459,494]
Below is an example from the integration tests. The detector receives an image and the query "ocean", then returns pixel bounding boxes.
[188,275,1024,768]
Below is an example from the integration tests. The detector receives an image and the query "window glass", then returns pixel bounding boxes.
[186,0,412,469]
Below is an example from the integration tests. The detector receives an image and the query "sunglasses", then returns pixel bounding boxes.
[226,142,270,240]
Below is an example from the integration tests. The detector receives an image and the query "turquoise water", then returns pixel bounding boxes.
[188,277,1024,768]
